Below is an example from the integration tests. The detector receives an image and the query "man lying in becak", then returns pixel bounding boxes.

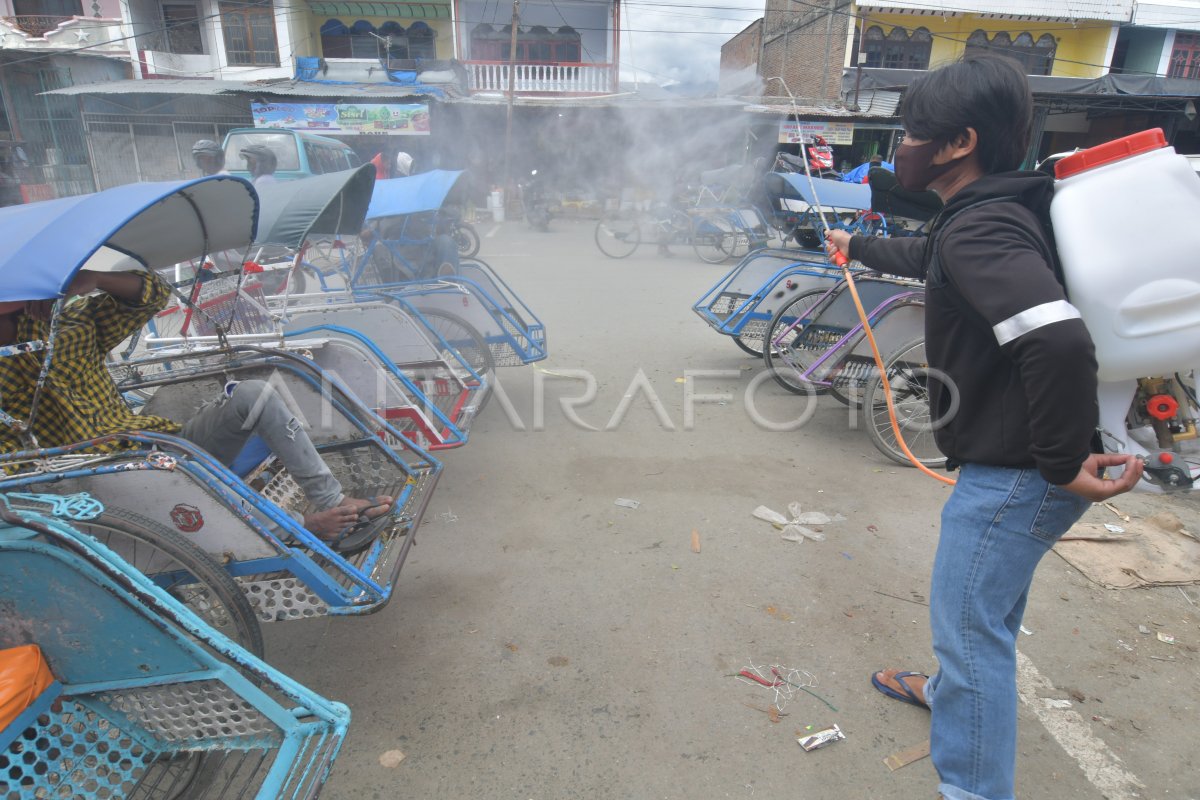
[0,268,391,550]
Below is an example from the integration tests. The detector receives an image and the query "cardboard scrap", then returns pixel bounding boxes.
[884,739,930,772]
[1053,519,1200,589]
[691,529,701,554]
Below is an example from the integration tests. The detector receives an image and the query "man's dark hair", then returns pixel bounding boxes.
[869,153,883,164]
[901,54,1033,174]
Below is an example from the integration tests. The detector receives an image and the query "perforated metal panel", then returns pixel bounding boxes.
[98,681,278,745]
[709,294,745,319]
[2,701,149,800]
[242,576,330,622]
[738,319,768,342]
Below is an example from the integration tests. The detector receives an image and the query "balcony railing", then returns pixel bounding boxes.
[465,61,615,95]
[3,14,72,37]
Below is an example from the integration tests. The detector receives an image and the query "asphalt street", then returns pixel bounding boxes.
[265,217,1200,800]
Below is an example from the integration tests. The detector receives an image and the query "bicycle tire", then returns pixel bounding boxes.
[692,212,737,264]
[452,223,481,258]
[862,336,948,468]
[50,505,267,657]
[594,216,640,258]
[762,289,830,395]
[413,307,495,412]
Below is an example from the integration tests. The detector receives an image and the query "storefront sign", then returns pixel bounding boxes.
[251,102,431,136]
[779,120,854,145]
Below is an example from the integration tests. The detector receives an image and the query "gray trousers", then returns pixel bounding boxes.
[181,379,344,511]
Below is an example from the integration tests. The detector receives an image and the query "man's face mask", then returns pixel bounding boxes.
[894,137,961,192]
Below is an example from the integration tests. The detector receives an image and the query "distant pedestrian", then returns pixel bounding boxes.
[394,151,413,177]
[191,139,227,177]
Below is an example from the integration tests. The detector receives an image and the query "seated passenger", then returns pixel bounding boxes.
[0,269,391,551]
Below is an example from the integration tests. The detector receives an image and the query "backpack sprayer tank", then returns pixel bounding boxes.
[1052,130,1200,490]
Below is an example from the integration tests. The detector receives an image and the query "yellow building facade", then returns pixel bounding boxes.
[848,7,1117,79]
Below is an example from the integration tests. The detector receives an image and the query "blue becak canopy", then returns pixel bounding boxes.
[0,176,258,302]
[366,170,463,220]
[766,173,872,211]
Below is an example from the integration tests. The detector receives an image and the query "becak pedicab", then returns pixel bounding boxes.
[0,176,442,657]
[274,170,548,369]
[140,166,487,451]
[0,495,351,799]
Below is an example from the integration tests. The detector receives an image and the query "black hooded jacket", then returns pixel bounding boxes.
[849,171,1098,485]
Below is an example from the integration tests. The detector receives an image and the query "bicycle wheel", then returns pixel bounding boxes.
[863,337,948,468]
[692,213,737,263]
[452,223,481,258]
[594,216,640,258]
[32,504,266,656]
[415,305,494,373]
[731,324,769,357]
[762,289,830,395]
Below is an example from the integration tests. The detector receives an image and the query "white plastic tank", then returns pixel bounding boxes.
[1052,129,1200,382]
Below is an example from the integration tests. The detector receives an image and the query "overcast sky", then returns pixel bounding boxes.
[618,0,765,86]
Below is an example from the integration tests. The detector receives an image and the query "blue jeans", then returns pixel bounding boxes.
[925,464,1091,800]
[181,380,344,511]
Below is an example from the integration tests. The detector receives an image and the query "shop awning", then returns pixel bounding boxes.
[305,1,451,18]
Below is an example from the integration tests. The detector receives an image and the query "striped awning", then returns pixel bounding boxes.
[306,1,451,18]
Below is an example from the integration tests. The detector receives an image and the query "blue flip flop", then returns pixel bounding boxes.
[871,670,930,709]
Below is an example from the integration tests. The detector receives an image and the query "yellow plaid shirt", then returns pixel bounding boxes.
[0,272,180,454]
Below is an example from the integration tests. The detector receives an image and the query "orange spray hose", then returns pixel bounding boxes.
[788,109,954,486]
[829,250,957,486]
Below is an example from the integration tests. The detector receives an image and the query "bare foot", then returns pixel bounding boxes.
[304,495,393,539]
[872,668,929,708]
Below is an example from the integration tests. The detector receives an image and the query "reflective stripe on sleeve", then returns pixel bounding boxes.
[992,300,1082,346]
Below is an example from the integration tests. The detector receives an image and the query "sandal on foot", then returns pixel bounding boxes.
[321,498,392,556]
[871,670,930,709]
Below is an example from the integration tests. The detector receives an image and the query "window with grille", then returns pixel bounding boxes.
[963,30,1056,76]
[469,22,582,63]
[163,3,203,55]
[321,19,437,60]
[1169,32,1200,79]
[856,25,931,71]
[13,0,81,17]
[220,0,278,66]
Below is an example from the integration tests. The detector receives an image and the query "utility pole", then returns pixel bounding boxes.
[502,0,521,195]
[852,11,867,110]
[820,0,835,98]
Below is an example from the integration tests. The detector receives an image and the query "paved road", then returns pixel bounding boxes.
[266,218,1200,800]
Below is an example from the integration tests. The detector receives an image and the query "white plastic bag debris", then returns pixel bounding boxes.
[782,524,825,542]
[794,512,833,526]
[753,506,791,526]
[614,498,641,509]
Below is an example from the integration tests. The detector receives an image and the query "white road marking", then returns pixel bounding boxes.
[1016,650,1144,799]
[485,225,501,238]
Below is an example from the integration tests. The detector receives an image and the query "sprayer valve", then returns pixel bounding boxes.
[1147,394,1179,421]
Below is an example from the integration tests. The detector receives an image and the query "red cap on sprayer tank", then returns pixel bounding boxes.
[1055,129,1168,180]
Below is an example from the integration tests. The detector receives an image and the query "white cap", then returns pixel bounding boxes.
[394,152,413,176]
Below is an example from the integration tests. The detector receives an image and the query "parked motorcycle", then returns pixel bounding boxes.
[520,169,552,232]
